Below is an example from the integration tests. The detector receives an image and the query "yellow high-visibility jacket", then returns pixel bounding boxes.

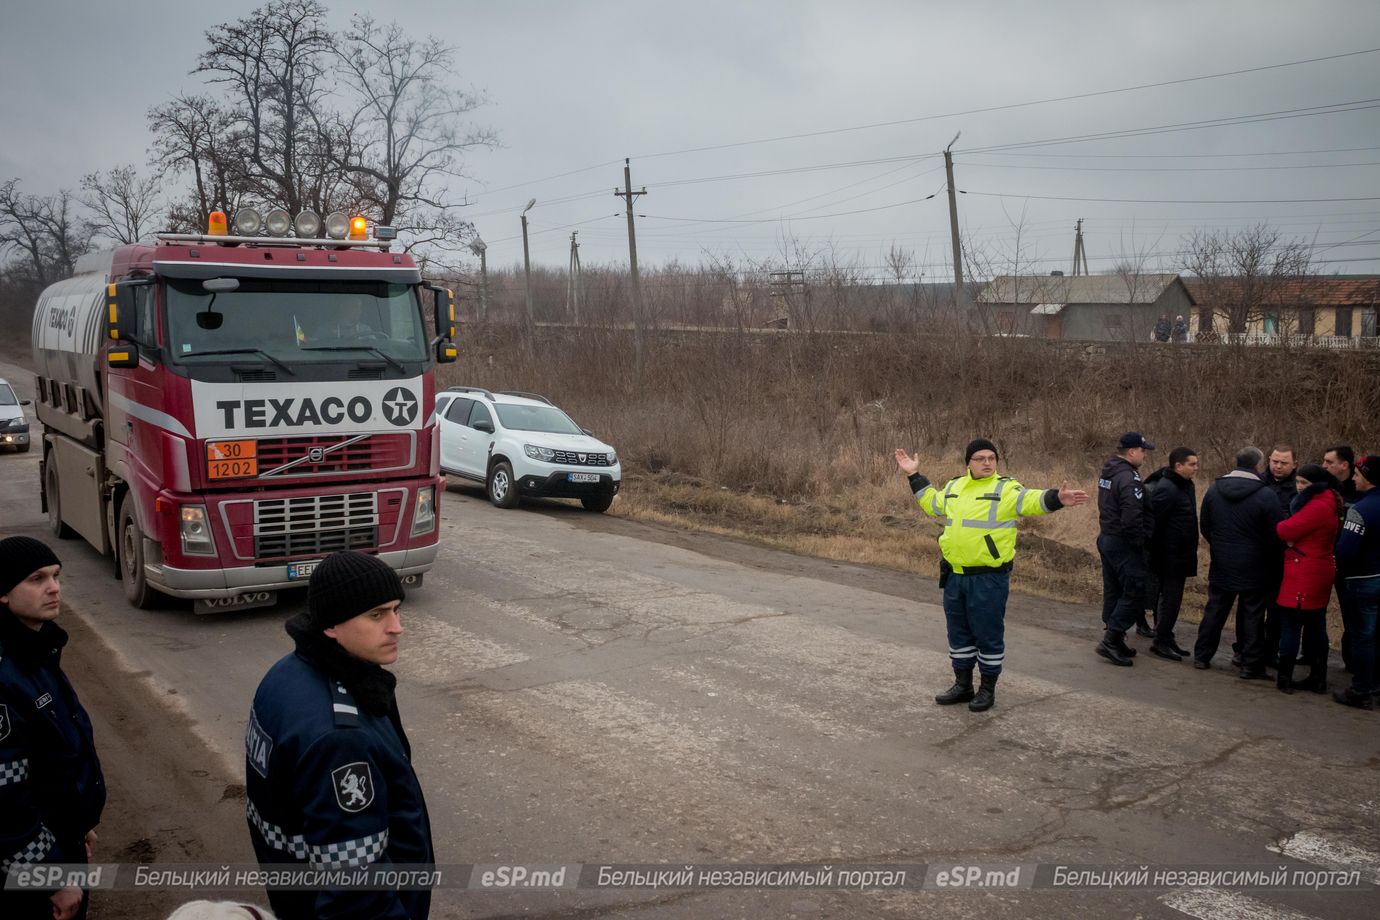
[910,471,1062,572]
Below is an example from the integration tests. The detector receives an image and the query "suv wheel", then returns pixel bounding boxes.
[487,461,519,509]
[581,494,613,513]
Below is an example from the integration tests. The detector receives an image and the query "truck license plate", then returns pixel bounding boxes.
[569,472,600,483]
[194,591,277,614]
[288,560,321,581]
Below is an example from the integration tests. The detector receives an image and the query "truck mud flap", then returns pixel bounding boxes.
[194,591,277,615]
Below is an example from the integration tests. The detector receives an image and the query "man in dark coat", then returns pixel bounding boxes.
[1334,455,1380,708]
[1144,447,1200,661]
[1253,445,1300,667]
[1096,432,1156,665]
[0,536,105,920]
[1193,448,1286,676]
[246,551,435,918]
[1323,445,1360,671]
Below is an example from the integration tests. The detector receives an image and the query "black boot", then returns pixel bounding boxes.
[1150,640,1183,661]
[1097,630,1134,666]
[1333,687,1375,710]
[1276,656,1296,694]
[969,674,998,712]
[1135,612,1155,639]
[934,670,975,705]
[1115,633,1138,657]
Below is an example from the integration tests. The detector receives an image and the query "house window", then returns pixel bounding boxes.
[1263,311,1278,335]
[1336,307,1353,337]
[1197,308,1213,333]
[1364,309,1377,338]
[1103,313,1123,331]
[1298,308,1315,335]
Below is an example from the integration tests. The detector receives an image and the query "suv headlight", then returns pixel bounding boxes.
[411,486,437,536]
[607,451,617,465]
[179,504,216,555]
[524,444,556,462]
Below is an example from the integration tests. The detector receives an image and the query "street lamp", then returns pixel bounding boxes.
[469,234,488,324]
[520,199,536,335]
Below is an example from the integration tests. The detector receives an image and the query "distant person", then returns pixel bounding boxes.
[1144,448,1200,661]
[1172,314,1190,343]
[245,551,435,918]
[1273,465,1340,695]
[0,536,106,920]
[1323,445,1360,671]
[1333,456,1380,709]
[895,441,1088,712]
[1252,444,1301,668]
[1096,432,1156,666]
[1193,447,1285,677]
[1153,315,1172,343]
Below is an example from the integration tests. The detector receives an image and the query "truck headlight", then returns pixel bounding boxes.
[411,486,437,536]
[524,444,556,462]
[179,504,216,555]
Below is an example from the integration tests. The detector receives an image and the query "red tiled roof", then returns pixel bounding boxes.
[1183,276,1380,307]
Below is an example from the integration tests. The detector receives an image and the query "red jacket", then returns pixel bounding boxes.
[1275,487,1340,610]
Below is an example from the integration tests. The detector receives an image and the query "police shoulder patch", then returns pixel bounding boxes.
[331,761,375,813]
[245,709,273,779]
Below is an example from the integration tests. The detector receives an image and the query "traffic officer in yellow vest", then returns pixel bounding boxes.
[895,439,1089,711]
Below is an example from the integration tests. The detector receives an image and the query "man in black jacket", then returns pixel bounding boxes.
[1252,445,1300,667]
[1323,445,1360,671]
[1096,432,1156,665]
[1193,448,1286,677]
[1145,448,1200,661]
[0,536,105,920]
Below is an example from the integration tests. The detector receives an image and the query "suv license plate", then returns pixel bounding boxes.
[288,560,321,580]
[568,472,600,483]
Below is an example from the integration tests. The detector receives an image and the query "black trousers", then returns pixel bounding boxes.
[1099,535,1149,634]
[1153,575,1187,642]
[1195,583,1271,668]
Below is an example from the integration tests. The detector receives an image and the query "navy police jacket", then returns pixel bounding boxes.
[246,644,434,919]
[0,612,105,913]
[1098,456,1153,546]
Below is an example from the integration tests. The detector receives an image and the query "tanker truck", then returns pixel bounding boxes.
[30,208,458,612]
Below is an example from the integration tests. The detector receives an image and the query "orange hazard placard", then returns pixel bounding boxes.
[206,440,258,480]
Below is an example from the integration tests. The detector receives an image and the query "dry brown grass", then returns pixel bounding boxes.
[452,323,1377,645]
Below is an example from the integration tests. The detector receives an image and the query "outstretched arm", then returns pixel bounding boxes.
[894,448,920,475]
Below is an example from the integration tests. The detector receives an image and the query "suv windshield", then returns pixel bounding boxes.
[0,383,16,406]
[166,279,428,364]
[494,403,583,435]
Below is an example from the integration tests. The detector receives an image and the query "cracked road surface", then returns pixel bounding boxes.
[1,354,1376,918]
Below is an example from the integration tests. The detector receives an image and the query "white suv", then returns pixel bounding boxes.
[436,387,621,512]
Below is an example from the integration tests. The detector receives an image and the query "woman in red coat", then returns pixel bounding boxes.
[1275,464,1341,693]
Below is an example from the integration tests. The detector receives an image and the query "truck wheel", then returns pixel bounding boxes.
[487,461,519,509]
[118,500,154,609]
[45,459,75,539]
[581,494,614,513]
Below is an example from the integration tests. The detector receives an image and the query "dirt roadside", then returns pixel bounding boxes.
[60,610,266,919]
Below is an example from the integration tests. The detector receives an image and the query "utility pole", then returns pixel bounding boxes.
[1071,218,1089,276]
[614,158,647,372]
[469,236,488,323]
[943,134,966,313]
[566,231,582,324]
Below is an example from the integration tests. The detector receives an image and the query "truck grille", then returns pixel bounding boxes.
[253,493,378,558]
[256,433,412,477]
[552,450,611,466]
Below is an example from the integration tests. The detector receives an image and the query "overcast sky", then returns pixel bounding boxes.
[3,0,1379,278]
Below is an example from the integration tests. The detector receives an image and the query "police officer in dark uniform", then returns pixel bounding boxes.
[1096,432,1156,665]
[245,551,434,918]
[0,536,105,920]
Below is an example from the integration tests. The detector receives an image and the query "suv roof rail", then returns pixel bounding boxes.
[445,385,495,399]
[495,390,552,405]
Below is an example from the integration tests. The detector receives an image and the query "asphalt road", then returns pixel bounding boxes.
[2,354,1378,919]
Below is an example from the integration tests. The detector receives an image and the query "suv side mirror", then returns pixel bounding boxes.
[581,427,594,437]
[473,419,494,434]
[20,399,32,407]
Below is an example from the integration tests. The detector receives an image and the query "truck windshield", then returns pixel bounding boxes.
[494,404,584,435]
[166,279,428,364]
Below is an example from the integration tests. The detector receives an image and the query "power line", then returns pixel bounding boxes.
[640,194,940,225]
[973,145,1380,160]
[965,191,1380,205]
[961,160,1380,173]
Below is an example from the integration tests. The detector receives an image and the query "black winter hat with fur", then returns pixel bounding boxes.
[303,551,404,629]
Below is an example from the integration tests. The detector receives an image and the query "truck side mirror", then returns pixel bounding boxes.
[425,283,457,364]
[435,339,457,364]
[107,279,152,368]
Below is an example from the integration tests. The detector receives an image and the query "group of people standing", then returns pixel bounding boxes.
[1095,438,1379,709]
[898,435,1379,715]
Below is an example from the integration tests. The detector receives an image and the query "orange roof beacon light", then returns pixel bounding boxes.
[207,210,228,236]
[349,216,368,240]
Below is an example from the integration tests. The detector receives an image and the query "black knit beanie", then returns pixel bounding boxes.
[964,438,999,464]
[1296,464,1333,487]
[304,551,405,629]
[0,536,62,599]
[1358,456,1380,488]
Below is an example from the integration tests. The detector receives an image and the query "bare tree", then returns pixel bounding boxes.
[148,94,242,230]
[0,180,93,286]
[194,0,336,214]
[333,14,497,238]
[1182,224,1314,336]
[81,165,163,244]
